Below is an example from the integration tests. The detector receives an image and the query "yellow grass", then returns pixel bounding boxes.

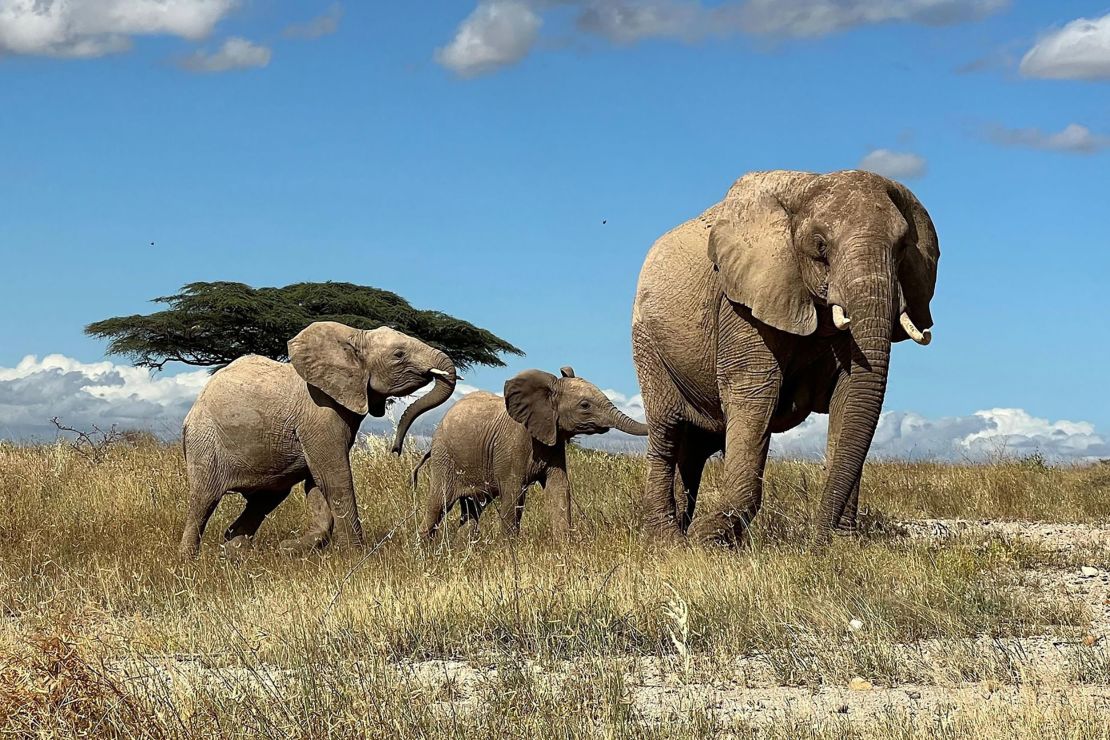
[0,438,1107,737]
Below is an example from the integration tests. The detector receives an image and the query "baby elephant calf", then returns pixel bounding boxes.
[414,367,647,539]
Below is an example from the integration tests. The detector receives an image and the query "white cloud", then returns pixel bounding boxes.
[0,0,237,58]
[858,148,927,179]
[736,0,1007,39]
[986,123,1110,154]
[1020,13,1110,81]
[179,36,270,72]
[284,3,342,40]
[437,0,1008,74]
[435,0,541,78]
[3,355,1105,462]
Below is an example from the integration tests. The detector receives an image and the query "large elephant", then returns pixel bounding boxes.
[632,170,939,545]
[413,367,647,540]
[179,321,457,558]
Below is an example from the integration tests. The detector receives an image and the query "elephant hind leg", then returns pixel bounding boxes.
[179,476,227,560]
[675,427,721,534]
[223,487,292,554]
[280,477,334,554]
[419,468,454,541]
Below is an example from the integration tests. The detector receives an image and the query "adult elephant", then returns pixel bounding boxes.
[179,321,457,558]
[632,170,939,545]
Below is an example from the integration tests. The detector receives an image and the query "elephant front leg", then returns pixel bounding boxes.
[302,444,364,550]
[690,346,781,547]
[280,479,334,553]
[542,465,573,541]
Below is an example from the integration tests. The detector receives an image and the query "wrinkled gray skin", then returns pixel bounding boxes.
[179,321,457,558]
[414,367,648,540]
[632,170,939,546]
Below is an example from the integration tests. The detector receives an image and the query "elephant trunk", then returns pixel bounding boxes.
[391,350,457,455]
[607,407,649,436]
[819,257,894,532]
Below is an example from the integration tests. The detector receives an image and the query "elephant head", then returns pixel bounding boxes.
[287,321,458,454]
[707,169,939,528]
[503,367,649,447]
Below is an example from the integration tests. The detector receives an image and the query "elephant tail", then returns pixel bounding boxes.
[411,449,432,490]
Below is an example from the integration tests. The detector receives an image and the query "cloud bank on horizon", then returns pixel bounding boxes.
[3,354,1106,463]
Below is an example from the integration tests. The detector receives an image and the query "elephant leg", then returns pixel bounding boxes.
[420,470,453,540]
[674,427,720,534]
[223,488,291,553]
[644,417,684,540]
[301,444,363,549]
[280,479,334,553]
[179,473,227,560]
[497,482,526,536]
[826,373,861,534]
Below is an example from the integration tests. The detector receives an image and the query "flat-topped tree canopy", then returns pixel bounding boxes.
[85,281,523,372]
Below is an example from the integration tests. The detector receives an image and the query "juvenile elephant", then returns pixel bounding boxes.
[413,367,647,539]
[633,170,939,545]
[179,321,457,558]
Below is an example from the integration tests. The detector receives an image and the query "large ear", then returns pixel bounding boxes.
[559,366,575,378]
[287,321,371,415]
[708,172,818,336]
[888,183,940,339]
[504,370,558,446]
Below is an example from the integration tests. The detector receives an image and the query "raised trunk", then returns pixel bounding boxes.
[391,351,457,455]
[607,408,649,436]
[818,268,894,532]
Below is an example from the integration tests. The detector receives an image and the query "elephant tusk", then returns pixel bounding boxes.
[831,304,851,330]
[429,368,462,381]
[900,312,932,345]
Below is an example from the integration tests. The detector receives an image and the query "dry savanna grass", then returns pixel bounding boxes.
[1,437,1108,737]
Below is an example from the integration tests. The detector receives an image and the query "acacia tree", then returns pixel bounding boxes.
[85,281,522,371]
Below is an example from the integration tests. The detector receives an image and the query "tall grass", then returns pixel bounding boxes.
[0,439,1106,736]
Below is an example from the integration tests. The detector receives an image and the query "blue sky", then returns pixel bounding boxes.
[1,1,1108,454]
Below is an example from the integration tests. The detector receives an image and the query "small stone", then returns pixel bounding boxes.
[1082,634,1099,647]
[1080,566,1100,578]
[836,703,849,714]
[848,619,864,632]
[982,679,1001,697]
[906,690,922,700]
[849,676,872,691]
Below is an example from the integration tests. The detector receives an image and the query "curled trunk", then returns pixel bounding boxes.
[391,351,457,455]
[607,407,649,436]
[819,270,893,532]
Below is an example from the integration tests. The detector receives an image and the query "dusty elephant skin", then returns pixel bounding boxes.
[179,321,457,558]
[632,169,939,546]
[413,367,647,540]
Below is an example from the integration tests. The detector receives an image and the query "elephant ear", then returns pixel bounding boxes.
[708,172,818,336]
[559,366,575,378]
[504,369,559,446]
[288,321,371,415]
[888,182,940,341]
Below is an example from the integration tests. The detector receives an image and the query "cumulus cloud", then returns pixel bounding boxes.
[3,355,1105,462]
[0,0,236,58]
[1020,13,1110,81]
[179,36,271,72]
[986,123,1110,154]
[436,0,1008,75]
[858,148,927,179]
[283,3,343,40]
[435,0,542,78]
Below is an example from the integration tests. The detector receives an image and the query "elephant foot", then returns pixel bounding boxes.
[220,535,255,561]
[279,532,329,555]
[834,519,860,537]
[687,510,752,548]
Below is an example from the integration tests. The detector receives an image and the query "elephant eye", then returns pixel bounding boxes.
[393,349,405,359]
[813,234,828,259]
[579,400,590,410]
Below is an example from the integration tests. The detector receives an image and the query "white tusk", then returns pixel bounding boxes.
[900,312,932,346]
[831,304,851,330]
[429,368,457,380]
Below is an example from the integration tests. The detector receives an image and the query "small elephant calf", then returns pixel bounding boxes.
[414,367,647,539]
